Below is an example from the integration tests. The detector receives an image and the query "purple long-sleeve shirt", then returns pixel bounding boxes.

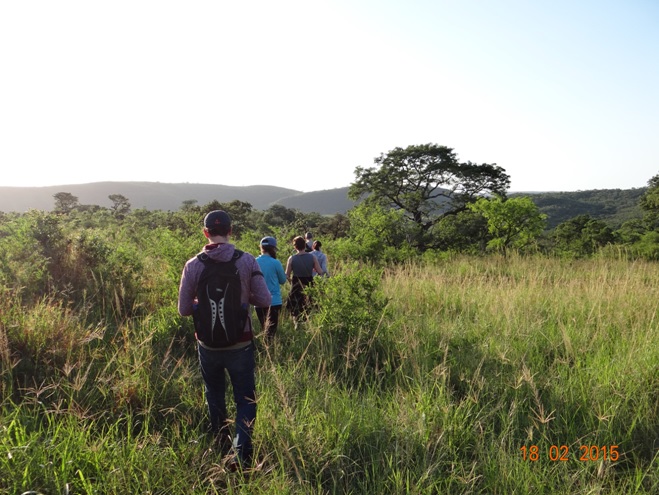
[178,242,271,345]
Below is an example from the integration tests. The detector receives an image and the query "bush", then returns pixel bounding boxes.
[632,231,659,260]
[306,266,393,388]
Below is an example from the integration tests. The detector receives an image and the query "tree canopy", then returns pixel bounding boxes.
[108,194,131,218]
[552,214,615,256]
[639,173,659,231]
[468,196,547,252]
[348,143,510,248]
[53,192,79,214]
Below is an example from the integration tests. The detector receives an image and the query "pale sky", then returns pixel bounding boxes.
[1,0,657,193]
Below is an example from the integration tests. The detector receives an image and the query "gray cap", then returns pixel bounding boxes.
[260,236,277,248]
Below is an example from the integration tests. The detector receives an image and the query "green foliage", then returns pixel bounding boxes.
[331,202,417,263]
[617,218,646,244]
[430,209,490,253]
[306,267,391,388]
[180,199,198,211]
[519,188,647,229]
[639,174,659,213]
[312,267,389,339]
[552,214,615,257]
[53,192,80,214]
[627,231,659,260]
[0,209,192,320]
[108,194,131,218]
[468,196,547,252]
[261,204,299,227]
[348,202,407,249]
[251,211,345,249]
[317,212,350,240]
[349,143,510,249]
[0,211,68,301]
[639,173,659,231]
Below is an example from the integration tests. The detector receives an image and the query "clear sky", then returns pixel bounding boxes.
[1,0,657,193]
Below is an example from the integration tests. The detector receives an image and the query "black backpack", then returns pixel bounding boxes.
[193,249,247,347]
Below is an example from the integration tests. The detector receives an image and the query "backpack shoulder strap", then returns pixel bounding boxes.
[197,249,243,265]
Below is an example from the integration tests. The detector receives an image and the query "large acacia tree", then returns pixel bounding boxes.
[53,192,79,214]
[108,194,131,218]
[348,143,510,249]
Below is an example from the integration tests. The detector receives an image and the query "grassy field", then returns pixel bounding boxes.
[1,252,657,494]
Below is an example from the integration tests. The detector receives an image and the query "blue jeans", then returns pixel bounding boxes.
[198,343,256,465]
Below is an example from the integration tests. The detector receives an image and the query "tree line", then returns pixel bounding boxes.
[347,144,658,259]
[16,143,659,262]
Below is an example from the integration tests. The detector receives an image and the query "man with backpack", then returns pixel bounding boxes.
[178,210,271,470]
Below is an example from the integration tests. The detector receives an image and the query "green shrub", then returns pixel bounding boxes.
[305,266,393,388]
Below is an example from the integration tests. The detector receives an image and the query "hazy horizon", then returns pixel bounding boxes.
[0,178,649,196]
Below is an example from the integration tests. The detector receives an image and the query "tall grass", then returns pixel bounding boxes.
[1,250,657,494]
[392,255,657,490]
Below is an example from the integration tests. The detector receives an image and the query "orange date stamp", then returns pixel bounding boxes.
[520,445,620,462]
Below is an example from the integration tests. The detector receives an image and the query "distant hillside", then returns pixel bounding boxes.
[513,188,647,229]
[0,182,359,215]
[0,182,302,213]
[0,182,647,228]
[275,187,357,214]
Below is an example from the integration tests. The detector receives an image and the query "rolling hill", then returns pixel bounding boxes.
[0,182,647,228]
[510,188,646,229]
[0,182,356,215]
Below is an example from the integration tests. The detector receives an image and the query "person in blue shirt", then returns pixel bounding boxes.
[255,236,287,341]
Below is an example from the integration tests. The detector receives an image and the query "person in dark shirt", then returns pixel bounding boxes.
[285,235,323,323]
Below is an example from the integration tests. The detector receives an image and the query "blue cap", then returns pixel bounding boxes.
[260,236,277,248]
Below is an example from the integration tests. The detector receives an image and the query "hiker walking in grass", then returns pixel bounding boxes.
[178,210,271,469]
[255,236,286,341]
[285,235,324,323]
[310,240,329,277]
